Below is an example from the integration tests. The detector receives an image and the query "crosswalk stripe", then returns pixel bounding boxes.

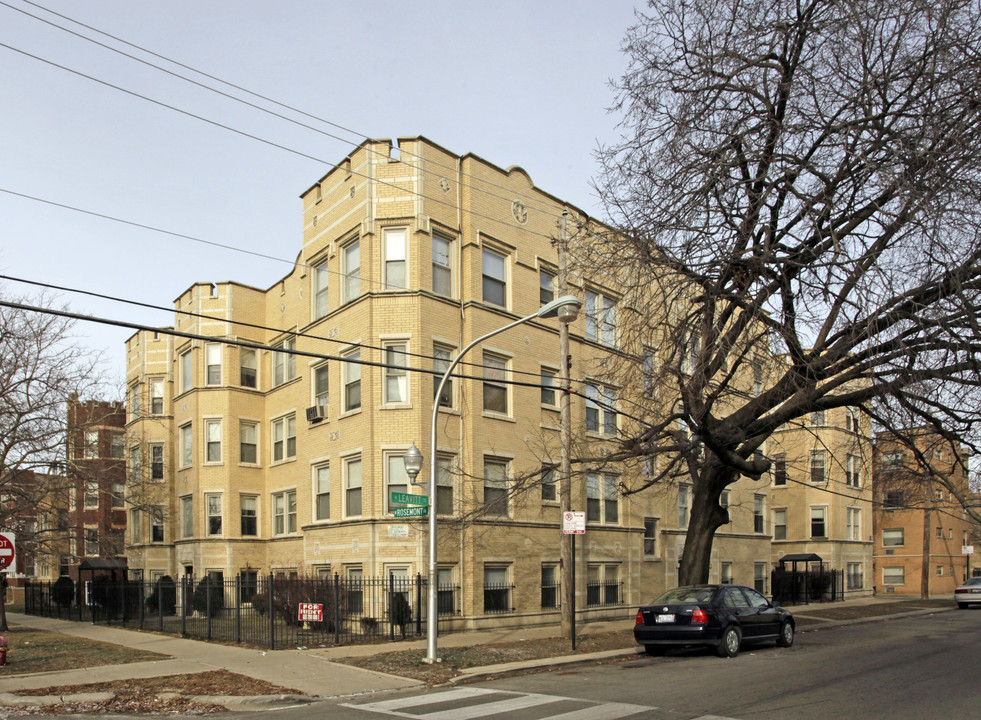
[422,693,564,720]
[350,687,492,713]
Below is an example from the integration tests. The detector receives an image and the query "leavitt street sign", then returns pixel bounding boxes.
[393,506,429,518]
[390,492,429,506]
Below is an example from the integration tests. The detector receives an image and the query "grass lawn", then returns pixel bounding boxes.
[1,624,168,674]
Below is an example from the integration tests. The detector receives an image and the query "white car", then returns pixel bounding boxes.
[955,576,981,608]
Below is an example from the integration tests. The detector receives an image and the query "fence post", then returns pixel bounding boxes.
[235,574,242,645]
[416,573,423,637]
[158,579,163,631]
[268,573,275,651]
[333,573,340,646]
[181,576,187,637]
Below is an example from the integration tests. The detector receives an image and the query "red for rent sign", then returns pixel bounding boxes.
[298,602,323,622]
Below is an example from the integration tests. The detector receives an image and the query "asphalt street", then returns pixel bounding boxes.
[250,608,981,720]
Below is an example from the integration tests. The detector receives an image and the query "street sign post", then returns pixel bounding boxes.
[390,492,429,507]
[393,507,429,518]
[0,533,15,571]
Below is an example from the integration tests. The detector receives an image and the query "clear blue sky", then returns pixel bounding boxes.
[0,0,640,385]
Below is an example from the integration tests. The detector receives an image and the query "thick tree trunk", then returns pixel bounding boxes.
[678,466,733,585]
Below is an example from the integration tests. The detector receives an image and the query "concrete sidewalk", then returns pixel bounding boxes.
[0,596,957,705]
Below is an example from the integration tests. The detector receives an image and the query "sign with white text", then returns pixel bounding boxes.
[298,603,323,622]
[0,533,15,570]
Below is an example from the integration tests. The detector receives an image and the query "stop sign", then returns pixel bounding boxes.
[0,533,15,571]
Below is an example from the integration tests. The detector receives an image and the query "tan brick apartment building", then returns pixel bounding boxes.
[123,136,771,629]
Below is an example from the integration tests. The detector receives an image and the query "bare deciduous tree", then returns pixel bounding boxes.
[587,0,981,584]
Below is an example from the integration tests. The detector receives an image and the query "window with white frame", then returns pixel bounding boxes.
[481,247,507,307]
[205,343,221,385]
[150,377,164,414]
[179,349,193,394]
[585,383,617,435]
[272,414,296,462]
[587,473,619,524]
[433,344,453,408]
[585,289,616,345]
[128,446,140,484]
[721,562,733,584]
[540,466,556,502]
[343,350,361,411]
[883,567,905,585]
[110,432,124,459]
[432,234,453,297]
[344,456,362,517]
[314,464,330,520]
[111,481,124,508]
[773,508,787,540]
[643,517,658,556]
[240,348,257,388]
[180,423,192,467]
[205,419,222,463]
[83,480,99,508]
[483,458,509,516]
[206,494,222,536]
[239,421,257,464]
[810,409,826,426]
[384,343,408,404]
[586,563,620,606]
[313,364,329,412]
[541,564,558,609]
[483,564,511,613]
[342,239,360,302]
[240,495,257,536]
[643,348,657,397]
[313,259,329,319]
[882,527,905,546]
[181,495,193,538]
[273,338,296,386]
[810,506,827,538]
[679,330,699,375]
[752,360,764,397]
[846,454,861,487]
[847,562,863,589]
[679,484,690,526]
[436,455,455,515]
[847,507,861,541]
[539,267,555,305]
[130,509,142,544]
[540,368,558,408]
[482,353,508,415]
[845,406,860,433]
[84,528,99,556]
[754,494,765,533]
[382,227,407,289]
[386,453,410,513]
[810,450,826,483]
[129,383,141,418]
[272,490,297,535]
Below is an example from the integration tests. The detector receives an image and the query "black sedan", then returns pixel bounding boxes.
[634,584,795,658]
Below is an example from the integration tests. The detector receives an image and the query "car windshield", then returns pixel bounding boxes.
[650,587,716,605]
[964,577,981,587]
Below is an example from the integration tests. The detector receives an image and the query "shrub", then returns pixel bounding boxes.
[145,575,177,615]
[190,576,225,617]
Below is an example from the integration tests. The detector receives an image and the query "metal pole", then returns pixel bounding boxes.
[558,210,575,648]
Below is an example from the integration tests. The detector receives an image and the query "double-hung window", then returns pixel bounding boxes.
[482,353,508,415]
[205,419,222,463]
[128,447,140,484]
[540,368,558,408]
[151,507,164,543]
[239,421,257,464]
[772,454,787,486]
[129,383,141,419]
[585,384,617,435]
[643,518,657,556]
[847,507,861,541]
[386,453,410,514]
[845,406,860,433]
[150,443,164,480]
[433,345,453,408]
[883,528,904,546]
[240,496,257,536]
[679,484,690,526]
[773,509,787,540]
[539,267,555,305]
[384,343,408,404]
[383,228,407,289]
[205,343,221,385]
[345,456,362,517]
[150,378,164,414]
[181,496,193,538]
[180,423,193,467]
[810,506,827,538]
[810,450,826,483]
[481,248,507,307]
[342,239,360,302]
[206,494,222,536]
[314,364,329,413]
[432,234,453,296]
[272,414,296,463]
[586,473,618,524]
[240,349,257,388]
[846,454,861,487]
[344,351,362,411]
[180,350,193,394]
[483,458,509,516]
[314,465,330,520]
[585,289,616,345]
[436,455,455,515]
[273,490,297,535]
[754,494,765,533]
[314,260,329,319]
[273,338,296,386]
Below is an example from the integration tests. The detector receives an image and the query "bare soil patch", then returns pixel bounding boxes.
[1,626,166,674]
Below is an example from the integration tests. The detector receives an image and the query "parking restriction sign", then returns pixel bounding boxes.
[562,512,585,534]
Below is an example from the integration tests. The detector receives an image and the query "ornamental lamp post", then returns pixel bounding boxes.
[406,294,581,664]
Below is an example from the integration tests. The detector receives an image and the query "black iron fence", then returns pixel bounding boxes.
[771,567,844,605]
[24,574,460,649]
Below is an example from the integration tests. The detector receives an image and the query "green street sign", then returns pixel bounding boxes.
[390,491,429,506]
[393,506,429,518]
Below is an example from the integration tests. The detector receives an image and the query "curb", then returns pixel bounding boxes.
[0,691,320,712]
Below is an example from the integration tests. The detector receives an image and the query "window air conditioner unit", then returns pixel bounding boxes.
[885,548,894,555]
[306,405,325,423]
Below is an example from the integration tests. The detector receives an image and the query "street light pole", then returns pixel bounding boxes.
[405,294,581,665]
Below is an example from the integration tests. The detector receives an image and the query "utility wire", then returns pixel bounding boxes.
[8,0,573,224]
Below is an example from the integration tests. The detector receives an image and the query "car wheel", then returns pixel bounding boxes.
[644,645,665,656]
[777,621,794,648]
[716,626,741,658]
